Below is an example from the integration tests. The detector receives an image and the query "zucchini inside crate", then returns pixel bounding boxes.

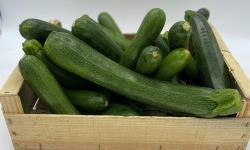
[1,24,250,150]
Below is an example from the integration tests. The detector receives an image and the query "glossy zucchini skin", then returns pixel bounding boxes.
[168,21,192,50]
[119,8,166,69]
[155,34,171,57]
[135,46,162,76]
[154,48,191,81]
[197,8,210,20]
[190,13,232,89]
[19,18,71,44]
[44,32,242,118]
[98,12,124,37]
[37,50,92,89]
[99,103,140,116]
[64,89,109,113]
[19,55,80,115]
[72,17,123,62]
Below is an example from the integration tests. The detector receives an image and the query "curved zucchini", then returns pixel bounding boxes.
[98,12,124,37]
[155,34,170,57]
[119,8,166,69]
[168,21,192,50]
[99,103,140,116]
[154,48,191,81]
[190,13,232,89]
[64,89,109,112]
[135,46,162,75]
[19,55,80,115]
[19,18,71,44]
[72,17,123,62]
[44,31,242,118]
[197,8,210,20]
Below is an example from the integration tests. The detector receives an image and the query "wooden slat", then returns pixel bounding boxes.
[0,96,24,114]
[210,24,250,99]
[4,114,250,150]
[237,99,250,118]
[0,65,24,96]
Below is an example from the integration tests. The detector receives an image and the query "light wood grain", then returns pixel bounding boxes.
[4,114,250,150]
[0,96,24,114]
[210,23,250,99]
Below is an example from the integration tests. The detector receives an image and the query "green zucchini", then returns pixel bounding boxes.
[119,8,166,69]
[155,35,170,57]
[168,21,192,50]
[19,55,80,115]
[154,48,191,81]
[162,31,169,43]
[22,39,43,56]
[184,10,196,22]
[64,89,109,112]
[182,55,199,81]
[44,31,242,118]
[135,46,162,76]
[98,12,124,37]
[99,103,140,116]
[19,18,71,44]
[190,13,232,89]
[197,8,210,20]
[72,17,123,62]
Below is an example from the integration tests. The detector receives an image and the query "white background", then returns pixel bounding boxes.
[0,0,250,149]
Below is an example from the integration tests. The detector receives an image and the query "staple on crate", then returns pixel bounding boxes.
[33,98,40,110]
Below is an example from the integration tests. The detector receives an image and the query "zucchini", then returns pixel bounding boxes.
[72,17,123,62]
[168,21,192,50]
[182,55,199,81]
[22,39,92,89]
[44,31,242,118]
[135,46,162,76]
[19,18,71,44]
[64,89,109,112]
[98,12,124,37]
[22,39,43,56]
[19,55,80,115]
[190,13,232,89]
[119,8,166,69]
[162,31,169,43]
[184,10,196,22]
[197,8,210,20]
[155,34,170,57]
[154,48,191,81]
[99,103,140,116]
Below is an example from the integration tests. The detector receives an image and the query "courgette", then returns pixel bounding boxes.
[154,48,191,81]
[44,31,242,118]
[182,55,199,81]
[99,103,140,116]
[197,8,210,20]
[72,17,123,62]
[155,34,170,57]
[184,10,196,22]
[184,8,209,22]
[168,21,192,50]
[119,8,166,69]
[64,89,109,112]
[19,55,80,115]
[98,12,124,37]
[22,39,92,89]
[190,13,232,89]
[135,46,162,76]
[19,18,71,44]
[162,31,169,43]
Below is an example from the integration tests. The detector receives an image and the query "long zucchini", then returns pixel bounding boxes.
[44,31,242,118]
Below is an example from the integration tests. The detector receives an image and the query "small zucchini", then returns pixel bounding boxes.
[119,8,166,69]
[19,18,71,44]
[72,17,123,62]
[64,89,109,113]
[19,55,80,115]
[99,103,140,116]
[135,46,162,76]
[98,12,124,37]
[154,34,171,57]
[190,13,232,89]
[168,21,192,50]
[154,48,191,81]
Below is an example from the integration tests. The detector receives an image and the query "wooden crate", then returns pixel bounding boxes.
[1,24,250,150]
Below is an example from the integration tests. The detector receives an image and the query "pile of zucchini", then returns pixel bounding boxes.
[18,8,243,118]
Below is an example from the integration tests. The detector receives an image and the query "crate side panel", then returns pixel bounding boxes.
[4,114,250,150]
[0,96,23,114]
